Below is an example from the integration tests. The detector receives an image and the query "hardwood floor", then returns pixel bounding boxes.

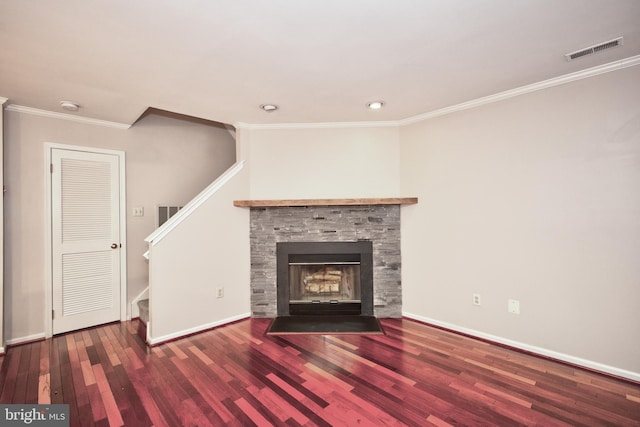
[1,318,638,426]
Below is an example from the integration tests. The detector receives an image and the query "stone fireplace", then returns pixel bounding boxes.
[237,198,418,318]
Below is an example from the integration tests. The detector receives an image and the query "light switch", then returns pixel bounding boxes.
[133,207,144,217]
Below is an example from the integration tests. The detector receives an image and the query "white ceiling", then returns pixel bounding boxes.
[1,0,639,126]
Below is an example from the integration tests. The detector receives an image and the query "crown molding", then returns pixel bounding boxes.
[5,104,131,129]
[5,55,639,131]
[234,119,400,130]
[399,54,640,126]
[237,55,640,130]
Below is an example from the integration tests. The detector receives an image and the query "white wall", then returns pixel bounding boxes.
[4,109,236,342]
[400,65,640,377]
[147,162,251,343]
[247,126,401,199]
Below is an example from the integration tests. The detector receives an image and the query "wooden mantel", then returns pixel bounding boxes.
[233,197,418,207]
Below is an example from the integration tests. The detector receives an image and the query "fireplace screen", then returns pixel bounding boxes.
[289,262,361,303]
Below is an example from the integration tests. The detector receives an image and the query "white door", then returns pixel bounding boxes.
[51,148,121,334]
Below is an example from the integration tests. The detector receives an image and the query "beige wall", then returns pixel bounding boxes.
[4,110,236,342]
[400,65,640,375]
[246,126,401,199]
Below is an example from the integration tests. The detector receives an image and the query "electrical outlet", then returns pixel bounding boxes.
[216,287,224,298]
[473,293,481,306]
[508,299,520,314]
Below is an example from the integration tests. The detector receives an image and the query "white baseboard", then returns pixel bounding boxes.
[403,312,640,383]
[147,313,251,346]
[6,333,47,347]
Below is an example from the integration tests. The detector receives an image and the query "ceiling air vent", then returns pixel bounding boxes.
[565,37,623,61]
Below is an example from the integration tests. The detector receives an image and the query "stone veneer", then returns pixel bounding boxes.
[250,204,402,318]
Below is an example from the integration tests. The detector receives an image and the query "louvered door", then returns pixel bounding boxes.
[51,148,121,334]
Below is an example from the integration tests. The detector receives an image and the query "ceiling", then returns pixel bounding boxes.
[1,0,639,126]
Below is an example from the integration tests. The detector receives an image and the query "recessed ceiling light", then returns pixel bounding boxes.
[367,101,384,110]
[260,104,278,112]
[60,101,80,112]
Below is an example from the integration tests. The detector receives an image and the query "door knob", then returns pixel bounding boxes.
[111,243,119,249]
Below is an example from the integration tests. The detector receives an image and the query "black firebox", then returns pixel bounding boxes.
[276,241,373,316]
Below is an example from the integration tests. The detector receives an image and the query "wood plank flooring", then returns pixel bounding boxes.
[1,318,638,426]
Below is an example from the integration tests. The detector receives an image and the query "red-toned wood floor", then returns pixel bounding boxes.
[0,318,638,426]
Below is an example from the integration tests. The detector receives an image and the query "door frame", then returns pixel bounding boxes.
[44,143,127,338]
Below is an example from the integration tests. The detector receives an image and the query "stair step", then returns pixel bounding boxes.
[138,299,149,324]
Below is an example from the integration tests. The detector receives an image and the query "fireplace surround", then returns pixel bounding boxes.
[245,201,412,318]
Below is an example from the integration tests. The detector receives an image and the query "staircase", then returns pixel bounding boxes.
[137,299,149,340]
[142,160,251,345]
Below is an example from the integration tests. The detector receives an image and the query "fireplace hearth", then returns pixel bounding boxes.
[277,241,373,316]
